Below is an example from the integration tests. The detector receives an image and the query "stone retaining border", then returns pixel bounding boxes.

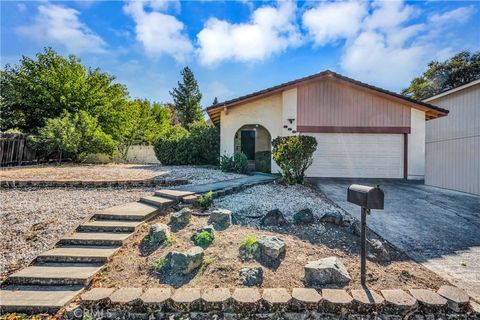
[72,285,479,318]
[0,177,189,188]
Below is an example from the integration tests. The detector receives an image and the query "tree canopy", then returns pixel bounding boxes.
[169,67,204,128]
[402,51,480,100]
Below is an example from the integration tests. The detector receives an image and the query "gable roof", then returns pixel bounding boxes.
[423,79,480,102]
[206,70,449,125]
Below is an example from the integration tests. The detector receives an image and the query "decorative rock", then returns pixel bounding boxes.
[350,288,384,313]
[140,288,171,306]
[148,223,170,245]
[291,288,322,311]
[81,288,115,305]
[437,285,469,312]
[321,289,352,313]
[171,288,201,312]
[260,209,286,226]
[262,288,292,312]
[257,236,286,265]
[170,208,192,226]
[165,246,204,275]
[470,300,480,314]
[320,211,343,225]
[202,288,231,311]
[409,289,447,312]
[368,239,391,263]
[304,257,351,286]
[239,267,263,286]
[293,209,314,224]
[208,208,232,230]
[232,288,262,313]
[381,289,417,314]
[109,287,143,305]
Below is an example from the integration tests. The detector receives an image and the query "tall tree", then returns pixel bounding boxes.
[169,67,203,128]
[402,51,480,100]
[0,47,129,133]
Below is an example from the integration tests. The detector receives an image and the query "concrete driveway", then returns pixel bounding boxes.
[310,178,480,301]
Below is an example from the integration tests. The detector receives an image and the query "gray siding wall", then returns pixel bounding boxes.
[425,83,480,195]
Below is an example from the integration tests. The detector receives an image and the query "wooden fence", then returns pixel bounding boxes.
[0,133,71,167]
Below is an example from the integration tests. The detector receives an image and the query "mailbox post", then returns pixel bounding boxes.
[347,184,384,286]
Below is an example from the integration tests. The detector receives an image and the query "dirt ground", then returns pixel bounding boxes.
[92,207,448,291]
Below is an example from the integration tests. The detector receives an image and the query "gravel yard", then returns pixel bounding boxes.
[0,187,154,280]
[0,164,245,185]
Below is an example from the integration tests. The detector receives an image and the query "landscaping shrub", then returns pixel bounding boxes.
[153,121,219,165]
[193,230,214,247]
[198,191,213,209]
[240,234,259,257]
[255,151,271,173]
[272,135,317,185]
[153,257,167,272]
[220,151,249,174]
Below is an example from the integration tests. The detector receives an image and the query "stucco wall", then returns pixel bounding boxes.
[220,93,283,173]
[408,108,426,180]
[282,88,298,136]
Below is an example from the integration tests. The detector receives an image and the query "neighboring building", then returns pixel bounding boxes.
[423,80,480,195]
[206,70,448,179]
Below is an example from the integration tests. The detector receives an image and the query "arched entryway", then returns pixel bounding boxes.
[234,124,272,173]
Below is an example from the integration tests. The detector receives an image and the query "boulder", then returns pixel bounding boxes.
[368,239,391,263]
[257,236,286,263]
[260,209,286,226]
[320,211,344,225]
[304,257,351,286]
[170,208,192,226]
[293,209,315,224]
[208,208,232,230]
[239,267,263,287]
[148,223,170,245]
[165,246,204,275]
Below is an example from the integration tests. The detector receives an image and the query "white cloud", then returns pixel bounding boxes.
[16,3,27,12]
[123,1,192,62]
[302,1,367,46]
[16,4,107,54]
[197,1,302,65]
[429,6,475,25]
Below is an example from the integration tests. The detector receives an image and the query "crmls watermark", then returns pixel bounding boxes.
[66,307,113,319]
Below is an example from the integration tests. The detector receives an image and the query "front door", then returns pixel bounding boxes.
[241,130,255,160]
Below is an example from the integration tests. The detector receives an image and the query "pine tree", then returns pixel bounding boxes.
[169,67,203,128]
[212,97,218,105]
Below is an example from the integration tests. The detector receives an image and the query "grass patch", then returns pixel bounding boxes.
[198,256,214,276]
[193,230,214,247]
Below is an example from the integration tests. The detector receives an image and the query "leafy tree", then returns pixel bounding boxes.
[0,47,128,133]
[402,51,480,100]
[272,136,317,185]
[169,67,203,128]
[33,110,116,162]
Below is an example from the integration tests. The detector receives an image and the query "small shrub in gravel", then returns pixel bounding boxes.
[193,230,214,247]
[239,235,259,261]
[198,191,213,210]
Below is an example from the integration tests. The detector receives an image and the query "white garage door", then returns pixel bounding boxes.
[305,133,404,178]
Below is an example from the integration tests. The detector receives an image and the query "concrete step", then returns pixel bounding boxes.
[7,263,103,286]
[58,232,132,246]
[154,189,194,200]
[77,220,141,233]
[140,195,176,208]
[94,201,159,221]
[36,246,120,263]
[0,285,83,314]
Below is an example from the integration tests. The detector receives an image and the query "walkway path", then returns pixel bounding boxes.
[0,173,276,314]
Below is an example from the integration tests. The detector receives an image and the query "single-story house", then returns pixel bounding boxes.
[206,70,448,179]
[423,79,479,195]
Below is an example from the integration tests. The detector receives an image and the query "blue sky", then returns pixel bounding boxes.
[1,0,479,106]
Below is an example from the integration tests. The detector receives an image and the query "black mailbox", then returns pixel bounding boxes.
[347,184,384,209]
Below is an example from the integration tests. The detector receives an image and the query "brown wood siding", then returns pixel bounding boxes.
[297,79,411,128]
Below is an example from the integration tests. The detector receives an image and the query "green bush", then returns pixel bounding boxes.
[33,110,116,162]
[193,230,214,247]
[198,191,213,209]
[153,256,167,271]
[272,135,317,185]
[220,152,249,174]
[255,151,271,173]
[240,234,259,256]
[153,121,219,165]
